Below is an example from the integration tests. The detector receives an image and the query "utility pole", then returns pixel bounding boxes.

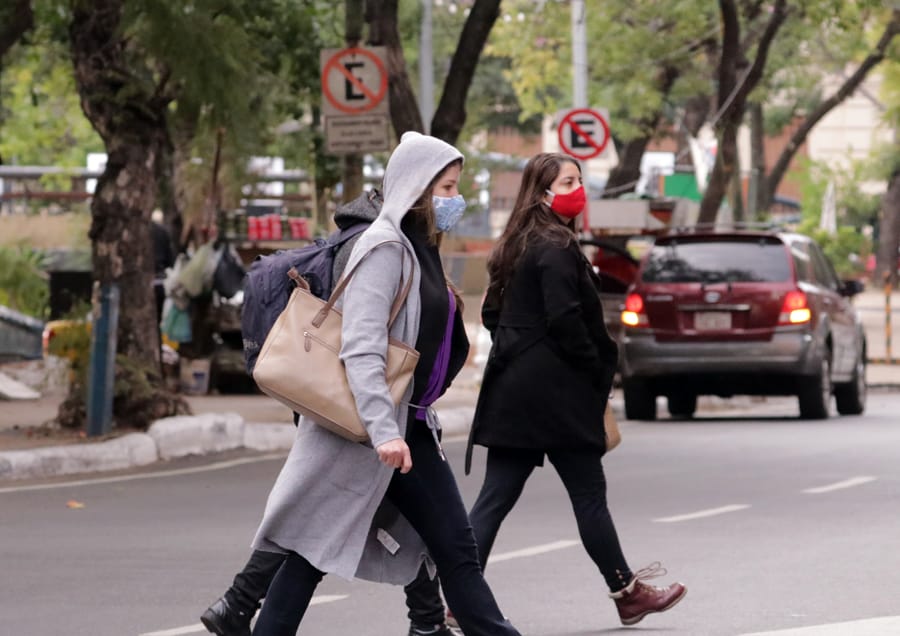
[342,0,365,205]
[419,0,434,133]
[571,0,590,235]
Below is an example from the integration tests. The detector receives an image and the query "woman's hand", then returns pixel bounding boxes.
[376,438,413,474]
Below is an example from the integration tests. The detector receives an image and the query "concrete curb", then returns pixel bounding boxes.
[0,405,477,483]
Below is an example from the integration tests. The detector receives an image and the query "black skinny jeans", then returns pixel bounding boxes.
[251,420,520,636]
[469,446,634,592]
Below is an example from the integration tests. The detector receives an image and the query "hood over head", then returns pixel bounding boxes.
[376,132,464,231]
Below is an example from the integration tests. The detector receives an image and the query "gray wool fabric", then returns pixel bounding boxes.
[251,132,464,584]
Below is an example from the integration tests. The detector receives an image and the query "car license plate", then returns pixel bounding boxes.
[694,311,732,330]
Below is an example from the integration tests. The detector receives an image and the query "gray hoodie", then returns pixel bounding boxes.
[252,133,464,585]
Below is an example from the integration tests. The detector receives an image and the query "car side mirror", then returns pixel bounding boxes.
[841,279,864,297]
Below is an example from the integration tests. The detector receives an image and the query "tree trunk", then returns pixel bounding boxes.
[69,0,168,374]
[700,120,740,224]
[730,150,745,222]
[604,137,650,197]
[366,0,424,139]
[876,169,900,287]
[763,10,900,209]
[698,0,786,224]
[748,101,767,218]
[0,0,33,60]
[429,0,502,145]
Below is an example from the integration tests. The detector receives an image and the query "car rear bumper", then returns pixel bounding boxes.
[622,328,821,378]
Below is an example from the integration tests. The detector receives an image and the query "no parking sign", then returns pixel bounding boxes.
[319,46,391,153]
[557,108,611,160]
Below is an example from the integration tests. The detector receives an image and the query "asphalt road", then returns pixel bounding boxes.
[2,392,900,636]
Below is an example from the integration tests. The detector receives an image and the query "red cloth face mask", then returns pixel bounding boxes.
[546,185,586,218]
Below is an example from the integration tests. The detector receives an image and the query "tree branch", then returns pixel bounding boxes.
[365,0,424,138]
[430,0,501,144]
[716,0,742,110]
[0,0,34,59]
[765,9,900,207]
[739,0,787,104]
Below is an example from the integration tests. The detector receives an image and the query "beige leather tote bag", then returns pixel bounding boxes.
[253,241,420,442]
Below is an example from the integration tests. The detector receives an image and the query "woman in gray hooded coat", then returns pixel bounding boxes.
[249,132,521,636]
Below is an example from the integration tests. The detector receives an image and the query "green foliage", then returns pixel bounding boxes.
[488,0,717,142]
[795,158,874,276]
[0,35,102,165]
[0,246,49,319]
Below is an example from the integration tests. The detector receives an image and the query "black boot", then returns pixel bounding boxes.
[407,622,455,636]
[200,596,252,636]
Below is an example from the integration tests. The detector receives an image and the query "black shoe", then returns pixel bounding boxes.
[408,622,455,636]
[200,597,252,636]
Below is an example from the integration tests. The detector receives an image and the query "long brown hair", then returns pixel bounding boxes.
[405,158,464,245]
[487,153,579,296]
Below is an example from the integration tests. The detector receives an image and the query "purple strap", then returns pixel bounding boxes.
[416,288,457,420]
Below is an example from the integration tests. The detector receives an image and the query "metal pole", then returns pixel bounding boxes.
[571,0,591,235]
[342,0,365,204]
[86,282,120,437]
[419,0,434,133]
[886,274,892,364]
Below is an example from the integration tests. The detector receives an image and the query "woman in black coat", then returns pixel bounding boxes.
[465,152,687,627]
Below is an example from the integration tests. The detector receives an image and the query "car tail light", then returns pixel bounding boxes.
[621,293,649,327]
[779,290,811,325]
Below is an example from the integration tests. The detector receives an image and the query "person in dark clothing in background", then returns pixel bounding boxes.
[152,209,176,324]
[201,187,453,636]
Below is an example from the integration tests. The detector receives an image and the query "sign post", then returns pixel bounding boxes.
[320,46,391,155]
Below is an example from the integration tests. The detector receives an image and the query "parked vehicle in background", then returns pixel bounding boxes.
[620,228,867,420]
[580,237,640,366]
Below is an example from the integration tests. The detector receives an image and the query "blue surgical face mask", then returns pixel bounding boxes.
[432,194,466,232]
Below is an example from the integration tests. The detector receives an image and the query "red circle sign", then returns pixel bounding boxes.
[557,108,610,160]
[321,48,388,115]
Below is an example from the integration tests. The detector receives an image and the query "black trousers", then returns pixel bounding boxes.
[251,421,520,636]
[225,553,443,625]
[469,446,633,592]
[407,444,635,619]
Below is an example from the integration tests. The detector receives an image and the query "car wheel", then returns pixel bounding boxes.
[667,394,697,419]
[835,351,866,415]
[624,379,656,420]
[798,354,831,420]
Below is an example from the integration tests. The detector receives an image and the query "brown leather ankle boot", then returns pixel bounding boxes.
[609,562,686,626]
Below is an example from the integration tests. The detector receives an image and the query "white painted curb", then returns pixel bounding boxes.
[0,433,158,481]
[148,412,245,460]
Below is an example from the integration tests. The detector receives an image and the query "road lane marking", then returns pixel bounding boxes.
[653,504,750,523]
[0,453,288,494]
[138,595,348,636]
[739,615,900,634]
[802,475,877,494]
[140,625,206,636]
[488,539,581,564]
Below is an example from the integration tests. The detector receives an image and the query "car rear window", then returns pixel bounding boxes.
[641,238,791,283]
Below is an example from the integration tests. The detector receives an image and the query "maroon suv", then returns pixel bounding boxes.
[620,229,866,420]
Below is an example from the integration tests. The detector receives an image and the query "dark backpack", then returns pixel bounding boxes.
[241,222,368,375]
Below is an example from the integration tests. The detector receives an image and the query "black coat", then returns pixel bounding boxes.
[466,237,617,470]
